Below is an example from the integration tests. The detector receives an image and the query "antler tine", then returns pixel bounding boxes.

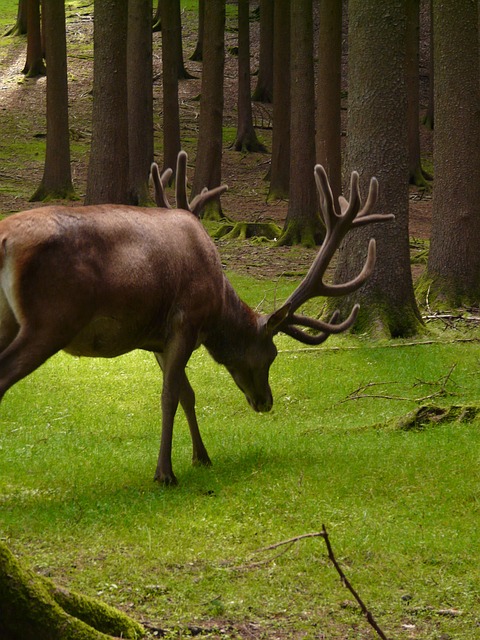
[150,162,173,208]
[337,170,362,221]
[320,237,377,297]
[189,184,229,218]
[175,150,190,211]
[281,305,360,345]
[314,164,338,232]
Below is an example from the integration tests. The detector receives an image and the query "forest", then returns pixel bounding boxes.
[0,1,480,639]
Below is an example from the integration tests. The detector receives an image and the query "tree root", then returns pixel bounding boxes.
[213,221,281,241]
[0,542,144,640]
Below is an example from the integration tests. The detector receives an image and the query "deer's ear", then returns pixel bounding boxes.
[264,304,291,335]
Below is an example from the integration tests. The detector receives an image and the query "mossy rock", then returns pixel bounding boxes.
[394,404,479,431]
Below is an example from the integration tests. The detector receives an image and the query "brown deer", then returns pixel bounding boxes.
[0,152,392,484]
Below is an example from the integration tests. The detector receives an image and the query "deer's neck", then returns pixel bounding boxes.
[204,278,259,365]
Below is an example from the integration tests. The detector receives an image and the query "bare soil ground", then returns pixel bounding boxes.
[0,4,433,283]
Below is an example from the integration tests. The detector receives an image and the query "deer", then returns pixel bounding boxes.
[0,151,393,485]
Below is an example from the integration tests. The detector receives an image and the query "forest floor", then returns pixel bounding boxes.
[0,2,433,283]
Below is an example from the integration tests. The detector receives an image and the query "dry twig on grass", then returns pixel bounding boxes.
[232,528,390,640]
[341,363,457,405]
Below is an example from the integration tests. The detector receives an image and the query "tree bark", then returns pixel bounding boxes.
[406,0,431,187]
[279,0,320,246]
[267,0,290,201]
[251,0,273,103]
[191,0,225,219]
[160,0,182,176]
[316,0,342,204]
[5,0,27,36]
[234,0,267,152]
[128,0,154,205]
[332,0,422,337]
[85,0,130,205]
[426,0,480,305]
[422,0,434,129]
[23,0,45,77]
[31,0,74,201]
[190,0,204,61]
[0,542,144,640]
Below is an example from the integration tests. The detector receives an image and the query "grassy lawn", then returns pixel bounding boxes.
[1,270,479,638]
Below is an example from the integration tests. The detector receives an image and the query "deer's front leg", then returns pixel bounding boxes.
[154,333,196,485]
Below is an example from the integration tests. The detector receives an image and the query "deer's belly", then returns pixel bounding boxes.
[63,316,165,358]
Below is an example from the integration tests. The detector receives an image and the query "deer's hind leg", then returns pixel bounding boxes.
[0,286,19,354]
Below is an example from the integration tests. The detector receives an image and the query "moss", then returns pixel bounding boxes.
[416,271,480,310]
[0,542,144,640]
[347,298,425,340]
[392,405,479,431]
[213,221,281,241]
[277,219,323,248]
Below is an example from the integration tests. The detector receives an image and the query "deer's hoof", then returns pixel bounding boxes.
[154,471,178,486]
[192,454,212,467]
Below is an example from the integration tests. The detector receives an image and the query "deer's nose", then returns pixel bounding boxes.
[248,391,273,413]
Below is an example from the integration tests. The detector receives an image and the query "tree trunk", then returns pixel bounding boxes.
[406,0,431,187]
[190,0,204,61]
[5,0,27,36]
[191,0,225,219]
[172,0,193,79]
[251,0,273,103]
[422,0,434,129]
[128,0,154,205]
[426,0,480,306]
[85,0,130,205]
[31,0,74,201]
[267,0,290,201]
[316,0,342,204]
[23,0,45,77]
[234,0,267,152]
[0,542,144,640]
[161,0,182,176]
[279,0,320,247]
[332,0,422,337]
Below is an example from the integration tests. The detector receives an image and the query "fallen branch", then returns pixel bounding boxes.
[341,364,457,404]
[234,528,390,640]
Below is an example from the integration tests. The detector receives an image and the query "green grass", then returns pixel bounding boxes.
[1,272,479,638]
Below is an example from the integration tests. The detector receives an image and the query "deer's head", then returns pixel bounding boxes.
[205,165,393,415]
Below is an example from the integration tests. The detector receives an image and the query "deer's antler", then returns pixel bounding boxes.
[275,165,394,344]
[150,151,228,217]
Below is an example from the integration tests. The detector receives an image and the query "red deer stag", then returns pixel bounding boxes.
[0,152,392,484]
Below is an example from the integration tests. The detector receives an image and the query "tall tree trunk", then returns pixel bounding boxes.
[190,0,204,61]
[332,0,422,337]
[128,0,154,205]
[406,0,431,187]
[31,0,74,201]
[422,0,434,129]
[5,0,27,36]
[161,0,182,176]
[191,0,225,219]
[267,0,290,201]
[172,0,193,79]
[251,0,273,103]
[85,0,130,205]
[234,0,267,152]
[23,0,45,77]
[316,0,342,204]
[427,0,480,305]
[279,0,320,246]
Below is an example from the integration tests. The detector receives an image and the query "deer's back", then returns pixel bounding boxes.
[0,205,226,356]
